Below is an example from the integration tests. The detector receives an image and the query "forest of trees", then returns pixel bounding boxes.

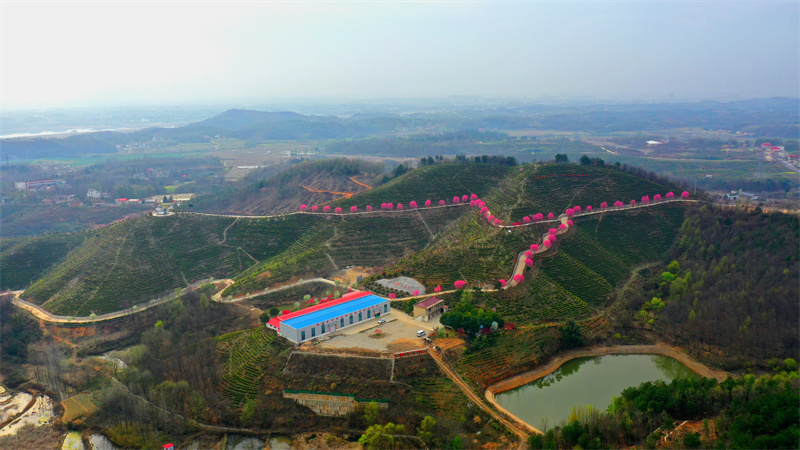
[624,205,799,367]
[528,375,799,449]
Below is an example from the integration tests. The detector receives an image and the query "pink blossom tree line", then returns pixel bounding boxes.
[425,199,432,207]
[350,206,358,212]
[513,274,524,283]
[410,200,418,209]
[548,212,555,220]
[312,205,319,212]
[531,244,540,252]
[335,207,342,214]
[600,201,608,209]
[681,191,690,198]
[434,285,442,293]
[299,204,308,212]
[323,205,332,212]
[366,205,373,211]
[453,280,467,289]
[439,200,446,206]
[412,290,419,296]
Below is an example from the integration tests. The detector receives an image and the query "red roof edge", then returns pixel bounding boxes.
[270,291,372,331]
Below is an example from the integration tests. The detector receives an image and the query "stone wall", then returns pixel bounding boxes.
[283,391,388,416]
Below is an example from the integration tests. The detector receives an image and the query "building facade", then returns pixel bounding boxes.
[268,292,390,344]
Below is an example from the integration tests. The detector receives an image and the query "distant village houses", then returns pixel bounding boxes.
[14,179,66,191]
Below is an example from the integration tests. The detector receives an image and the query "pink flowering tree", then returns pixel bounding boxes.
[480,206,490,215]
[548,212,555,220]
[566,208,575,217]
[666,192,675,199]
[523,216,532,224]
[311,205,319,212]
[454,280,467,289]
[397,203,403,211]
[642,195,650,204]
[335,207,343,214]
[513,274,524,283]
[574,205,582,213]
[681,191,690,198]
[543,240,552,248]
[350,206,358,212]
[461,194,469,202]
[549,228,557,235]
[558,223,567,231]
[531,244,540,252]
[389,203,395,210]
[549,234,557,243]
[323,205,332,213]
[567,219,574,227]
[366,205,373,211]
[425,199,432,207]
[586,205,592,212]
[471,193,478,200]
[614,201,623,208]
[525,250,533,258]
[389,293,396,299]
[600,201,608,209]
[299,204,308,212]
[452,196,460,204]
[434,285,442,293]
[653,194,662,201]
[439,200,446,206]
[630,200,636,206]
[525,258,533,267]
[499,279,506,287]
[412,289,420,296]
[409,200,418,209]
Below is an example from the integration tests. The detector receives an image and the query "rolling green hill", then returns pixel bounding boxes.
[17,161,688,318]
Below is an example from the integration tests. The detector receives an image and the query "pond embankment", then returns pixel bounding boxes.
[484,343,730,435]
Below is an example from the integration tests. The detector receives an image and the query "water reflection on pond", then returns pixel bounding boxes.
[495,354,696,431]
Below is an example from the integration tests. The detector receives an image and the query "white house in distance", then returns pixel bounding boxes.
[267,291,390,344]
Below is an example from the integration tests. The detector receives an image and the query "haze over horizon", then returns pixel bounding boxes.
[2,1,798,111]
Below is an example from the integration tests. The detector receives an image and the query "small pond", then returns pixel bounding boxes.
[495,354,696,430]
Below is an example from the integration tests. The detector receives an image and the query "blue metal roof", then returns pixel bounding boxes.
[281,294,387,330]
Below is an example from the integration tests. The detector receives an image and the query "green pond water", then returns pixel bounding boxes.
[495,354,696,430]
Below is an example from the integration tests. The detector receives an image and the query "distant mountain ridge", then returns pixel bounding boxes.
[186,109,311,131]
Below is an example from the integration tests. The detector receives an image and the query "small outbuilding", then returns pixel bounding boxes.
[413,297,445,320]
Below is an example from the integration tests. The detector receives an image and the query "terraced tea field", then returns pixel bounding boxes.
[504,164,680,223]
[455,326,561,388]
[215,327,289,406]
[331,164,513,208]
[0,234,86,290]
[393,356,472,421]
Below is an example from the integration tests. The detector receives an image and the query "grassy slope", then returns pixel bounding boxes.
[388,164,686,323]
[0,234,86,290]
[23,214,322,315]
[19,162,685,318]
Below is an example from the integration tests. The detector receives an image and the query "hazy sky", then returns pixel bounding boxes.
[2,1,798,109]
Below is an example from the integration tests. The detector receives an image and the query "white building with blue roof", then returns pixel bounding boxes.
[276,291,390,344]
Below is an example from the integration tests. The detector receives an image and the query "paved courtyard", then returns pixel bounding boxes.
[316,308,436,352]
